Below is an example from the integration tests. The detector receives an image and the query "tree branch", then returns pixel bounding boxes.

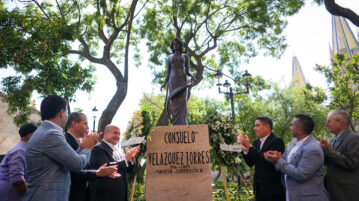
[71,0,82,26]
[116,1,135,32]
[173,15,181,38]
[134,0,149,19]
[123,0,139,81]
[224,24,250,33]
[200,35,212,48]
[199,18,217,57]
[324,0,359,27]
[25,0,51,21]
[69,37,103,64]
[192,2,229,40]
[55,0,64,18]
[98,28,109,44]
[68,49,103,64]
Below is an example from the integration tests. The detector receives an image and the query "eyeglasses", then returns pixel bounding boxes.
[326,119,338,123]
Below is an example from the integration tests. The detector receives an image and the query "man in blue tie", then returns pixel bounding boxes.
[320,110,359,201]
[264,114,329,201]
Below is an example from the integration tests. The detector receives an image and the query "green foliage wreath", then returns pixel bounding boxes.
[124,104,154,183]
[207,113,247,176]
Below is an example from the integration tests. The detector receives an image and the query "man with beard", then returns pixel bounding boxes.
[265,114,329,201]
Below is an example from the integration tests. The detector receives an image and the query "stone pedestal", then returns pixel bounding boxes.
[146,124,212,201]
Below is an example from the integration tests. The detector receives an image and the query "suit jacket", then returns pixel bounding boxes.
[89,141,134,201]
[276,135,329,201]
[324,129,359,201]
[23,121,91,201]
[242,133,285,199]
[65,132,97,201]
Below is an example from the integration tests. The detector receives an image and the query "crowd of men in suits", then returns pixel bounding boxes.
[0,94,359,201]
[239,112,359,201]
[0,95,140,201]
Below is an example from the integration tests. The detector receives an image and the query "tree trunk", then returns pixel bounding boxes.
[97,77,128,132]
[96,0,138,132]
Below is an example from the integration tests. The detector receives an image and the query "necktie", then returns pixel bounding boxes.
[260,138,266,150]
[332,138,337,149]
[113,147,123,161]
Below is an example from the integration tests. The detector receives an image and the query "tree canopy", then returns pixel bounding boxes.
[0,3,94,125]
[142,0,305,83]
[140,0,305,125]
[1,0,146,130]
[315,53,359,130]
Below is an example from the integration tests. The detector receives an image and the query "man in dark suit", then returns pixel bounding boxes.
[320,110,359,201]
[89,124,140,201]
[65,112,119,201]
[238,117,285,201]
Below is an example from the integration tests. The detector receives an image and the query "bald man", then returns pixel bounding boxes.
[89,125,140,201]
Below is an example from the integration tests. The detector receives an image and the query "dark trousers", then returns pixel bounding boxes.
[255,188,285,201]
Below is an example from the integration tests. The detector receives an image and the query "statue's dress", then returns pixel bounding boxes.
[167,54,188,125]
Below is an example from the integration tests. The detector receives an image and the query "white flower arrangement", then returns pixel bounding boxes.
[235,156,241,164]
[125,110,144,138]
[209,114,242,165]
[210,115,240,143]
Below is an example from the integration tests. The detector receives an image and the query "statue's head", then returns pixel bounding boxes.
[170,38,184,53]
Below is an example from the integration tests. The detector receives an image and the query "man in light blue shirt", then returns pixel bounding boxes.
[265,114,329,201]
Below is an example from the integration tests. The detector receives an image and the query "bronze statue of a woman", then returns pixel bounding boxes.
[161,39,195,125]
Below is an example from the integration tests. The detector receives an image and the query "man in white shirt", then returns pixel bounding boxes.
[65,112,120,201]
[238,117,285,201]
[264,114,329,201]
[89,124,140,201]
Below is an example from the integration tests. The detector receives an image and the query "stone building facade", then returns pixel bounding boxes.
[0,92,41,154]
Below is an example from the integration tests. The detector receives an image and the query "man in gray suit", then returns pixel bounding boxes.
[320,110,359,201]
[23,95,99,201]
[265,114,329,201]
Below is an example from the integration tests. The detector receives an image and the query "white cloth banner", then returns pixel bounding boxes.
[220,143,242,152]
[120,136,146,147]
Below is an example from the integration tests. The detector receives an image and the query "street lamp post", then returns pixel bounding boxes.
[214,70,251,195]
[92,106,98,132]
[214,70,252,119]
